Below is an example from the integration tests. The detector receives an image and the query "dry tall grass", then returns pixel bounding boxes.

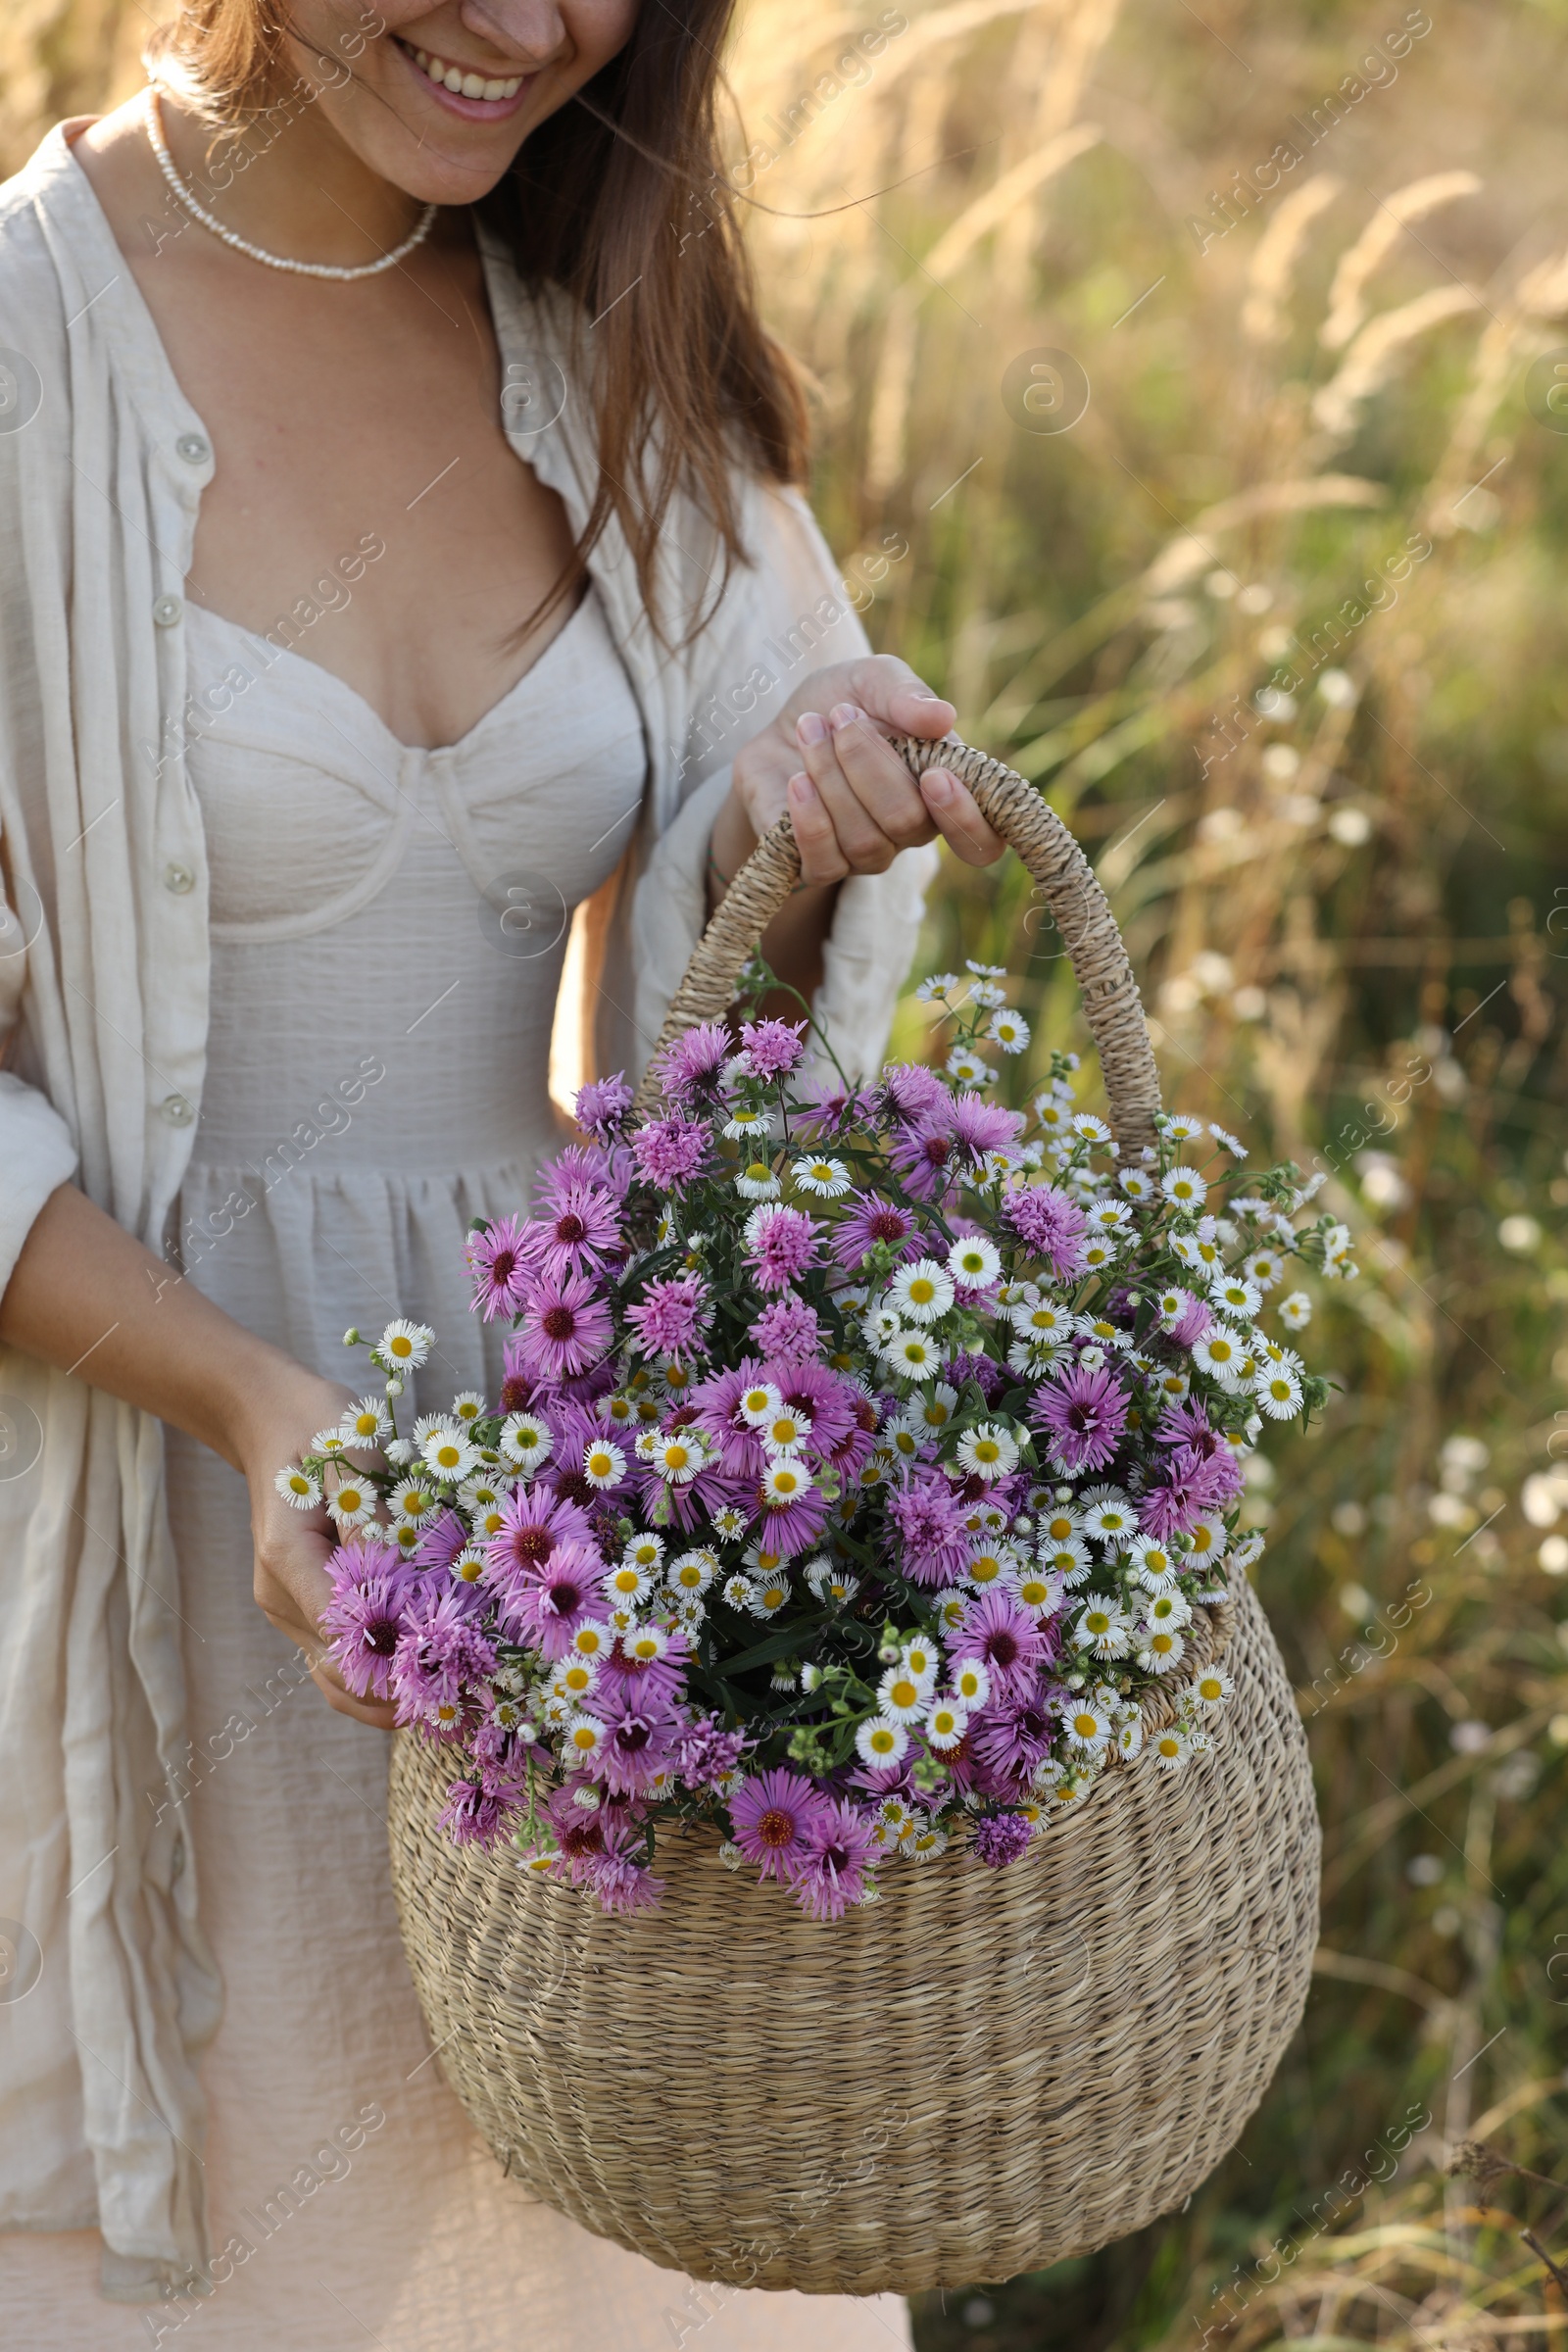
[4,5,1568,2349]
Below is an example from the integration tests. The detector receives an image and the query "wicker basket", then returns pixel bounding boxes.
[386,732,1321,2295]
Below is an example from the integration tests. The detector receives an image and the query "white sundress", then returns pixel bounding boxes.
[5,586,912,2352]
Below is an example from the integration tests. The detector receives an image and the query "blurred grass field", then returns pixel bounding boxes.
[6,2,1568,2347]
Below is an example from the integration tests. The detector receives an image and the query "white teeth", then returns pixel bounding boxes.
[408,42,523,100]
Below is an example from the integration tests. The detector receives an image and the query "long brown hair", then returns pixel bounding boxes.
[147,0,810,647]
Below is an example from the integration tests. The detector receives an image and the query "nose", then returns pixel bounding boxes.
[457,0,569,63]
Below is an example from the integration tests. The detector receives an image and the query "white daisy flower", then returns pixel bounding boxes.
[603,1558,654,1605]
[1130,1538,1180,1592]
[388,1477,439,1526]
[915,971,961,1002]
[951,1658,992,1708]
[1183,1518,1228,1570]
[1034,1099,1070,1136]
[856,1717,909,1769]
[884,1331,940,1381]
[667,1547,717,1595]
[1162,1165,1208,1211]
[1136,1625,1187,1674]
[575,1438,624,1490]
[967,977,1006,1007]
[1015,1565,1064,1619]
[890,1258,956,1324]
[722,1106,771,1143]
[761,1458,814,1504]
[1072,1113,1112,1142]
[987,1008,1031,1054]
[931,1587,969,1635]
[449,1547,487,1585]
[1074,1593,1132,1657]
[1243,1249,1286,1292]
[1192,1665,1234,1710]
[1208,1272,1262,1323]
[564,1712,609,1764]
[1085,1196,1133,1235]
[956,1422,1020,1482]
[792,1155,852,1198]
[1151,1725,1191,1769]
[313,1428,350,1457]
[274,1464,320,1510]
[1144,1587,1192,1631]
[966,958,1007,979]
[457,1470,512,1512]
[1208,1123,1248,1155]
[965,1543,1020,1592]
[339,1397,392,1446]
[1084,1495,1137,1548]
[876,1667,929,1725]
[1254,1366,1303,1420]
[1278,1290,1313,1331]
[710,1504,750,1542]
[654,1432,708,1485]
[1037,1501,1082,1545]
[1152,1370,1191,1404]
[735,1160,782,1200]
[1041,1539,1093,1587]
[900,1635,943,1690]
[1159,1113,1204,1142]
[499,1414,554,1473]
[1118,1167,1156,1201]
[449,1390,486,1425]
[624,1623,671,1664]
[748,1571,792,1618]
[618,1534,664,1576]
[760,1406,813,1456]
[549,1656,600,1702]
[948,1234,1003,1288]
[1193,1331,1244,1389]
[1010,1296,1074,1341]
[1063,1700,1112,1752]
[1114,1716,1145,1759]
[421,1424,478,1483]
[945,1050,992,1086]
[1080,1239,1118,1273]
[376,1321,432,1377]
[721,1573,757,1611]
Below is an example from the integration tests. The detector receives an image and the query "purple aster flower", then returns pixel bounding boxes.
[437,1777,518,1846]
[576,1823,664,1914]
[830,1192,921,1273]
[601,1625,691,1714]
[952,1589,1047,1701]
[627,1273,711,1362]
[533,1184,624,1282]
[1155,1398,1225,1457]
[676,1720,748,1790]
[572,1072,634,1140]
[794,1085,876,1139]
[950,1094,1025,1159]
[889,1117,959,1202]
[515,1269,613,1382]
[880,1063,950,1125]
[1004,1184,1089,1278]
[727,1768,831,1883]
[391,1586,498,1729]
[738,1017,806,1081]
[631,1113,710,1192]
[886,1465,973,1589]
[497,1336,538,1417]
[496,1537,608,1661]
[790,1799,879,1921]
[538,1142,628,1205]
[771,1359,860,1458]
[1031,1361,1129,1475]
[1168,1291,1212,1348]
[594,1689,681,1797]
[466,1213,532,1322]
[972,1694,1057,1786]
[656,1020,732,1104]
[746,1204,820,1293]
[412,1507,471,1575]
[321,1548,413,1702]
[972,1811,1034,1868]
[757,1474,831,1560]
[748,1296,827,1360]
[1139,1444,1244,1540]
[484,1486,594,1581]
[689,1357,770,1479]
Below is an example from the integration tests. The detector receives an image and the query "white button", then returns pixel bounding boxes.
[159,1094,195,1127]
[175,433,210,466]
[152,595,183,628]
[163,861,195,895]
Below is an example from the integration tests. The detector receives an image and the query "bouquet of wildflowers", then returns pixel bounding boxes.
[278,961,1348,1920]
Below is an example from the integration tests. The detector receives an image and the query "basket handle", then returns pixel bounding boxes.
[635,732,1162,1150]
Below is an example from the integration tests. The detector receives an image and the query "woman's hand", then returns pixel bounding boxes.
[715,653,1006,891]
[238,1371,400,1731]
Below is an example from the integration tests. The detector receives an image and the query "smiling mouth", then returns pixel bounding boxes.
[396,36,529,102]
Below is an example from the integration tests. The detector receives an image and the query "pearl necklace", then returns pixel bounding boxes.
[142,85,437,281]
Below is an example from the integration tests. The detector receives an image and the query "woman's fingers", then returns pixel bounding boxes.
[786,772,850,885]
[837,656,956,741]
[918,767,1007,865]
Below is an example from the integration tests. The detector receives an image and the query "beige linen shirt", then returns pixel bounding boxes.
[0,121,934,2299]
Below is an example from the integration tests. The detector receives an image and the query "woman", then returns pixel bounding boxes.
[0,0,1005,2340]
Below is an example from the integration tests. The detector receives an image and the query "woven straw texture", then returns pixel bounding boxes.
[386,734,1320,2291]
[388,1565,1319,2293]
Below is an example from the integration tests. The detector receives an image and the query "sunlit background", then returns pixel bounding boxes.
[6,2,1568,2346]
